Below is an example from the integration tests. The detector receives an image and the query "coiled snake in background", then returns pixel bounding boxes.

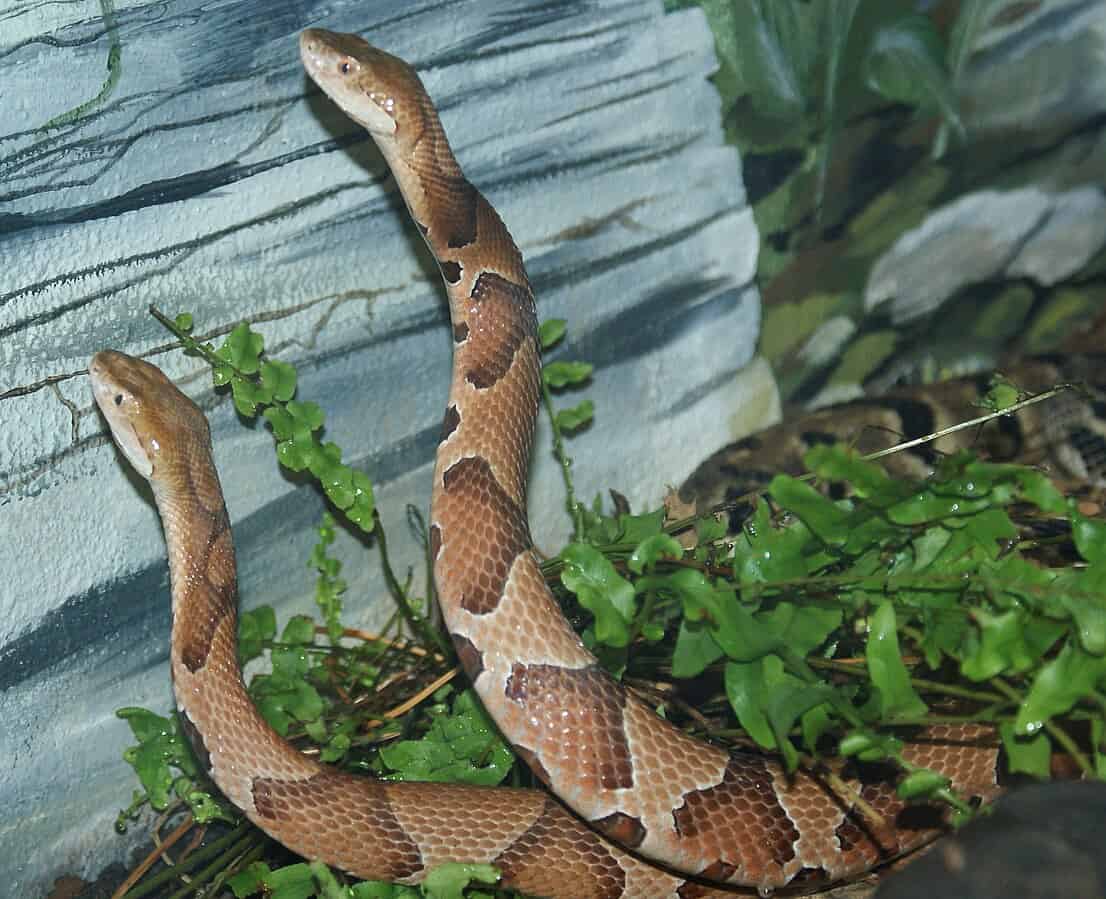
[88,29,1002,898]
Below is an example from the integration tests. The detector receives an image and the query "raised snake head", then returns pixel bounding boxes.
[299,29,431,150]
[89,350,211,484]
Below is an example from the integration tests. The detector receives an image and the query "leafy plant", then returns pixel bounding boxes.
[110,309,1104,898]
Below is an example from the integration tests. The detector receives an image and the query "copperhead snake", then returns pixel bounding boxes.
[88,29,1001,898]
[680,355,1106,529]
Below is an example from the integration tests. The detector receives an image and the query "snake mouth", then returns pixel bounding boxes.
[89,353,155,479]
[299,29,398,138]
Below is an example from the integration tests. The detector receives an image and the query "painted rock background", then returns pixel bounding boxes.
[716,0,1106,409]
[0,1,757,892]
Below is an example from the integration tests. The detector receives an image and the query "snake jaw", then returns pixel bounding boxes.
[299,29,402,139]
[90,353,156,479]
[89,349,206,483]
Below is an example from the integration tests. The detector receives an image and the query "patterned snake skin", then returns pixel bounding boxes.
[86,29,1002,898]
[680,356,1106,524]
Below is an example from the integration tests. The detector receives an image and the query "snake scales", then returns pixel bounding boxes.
[681,355,1106,526]
[88,30,1004,898]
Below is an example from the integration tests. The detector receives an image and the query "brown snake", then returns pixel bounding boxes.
[88,29,1000,898]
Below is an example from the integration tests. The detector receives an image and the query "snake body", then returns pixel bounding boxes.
[88,30,999,898]
[681,355,1106,524]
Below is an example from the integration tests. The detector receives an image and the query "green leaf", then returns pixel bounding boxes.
[1072,508,1106,564]
[422,862,501,899]
[800,700,834,753]
[915,593,970,670]
[217,322,265,374]
[839,729,903,763]
[765,681,835,772]
[281,615,316,645]
[287,400,325,431]
[897,768,948,800]
[320,732,351,764]
[228,861,270,898]
[1016,642,1106,735]
[560,543,636,647]
[118,707,175,745]
[665,568,774,662]
[379,690,514,787]
[960,609,1037,681]
[584,506,667,547]
[864,14,963,138]
[999,721,1051,778]
[757,601,841,657]
[174,312,194,333]
[310,515,347,643]
[117,708,198,810]
[261,359,298,402]
[351,881,410,898]
[979,376,1022,413]
[672,617,725,678]
[628,533,684,574]
[724,657,781,750]
[230,375,272,417]
[239,604,277,663]
[538,318,566,349]
[264,406,296,441]
[262,862,315,899]
[910,525,952,571]
[345,469,376,530]
[695,513,728,544]
[179,781,235,824]
[1014,468,1066,515]
[1064,566,1106,655]
[804,443,890,498]
[768,475,850,546]
[212,362,235,387]
[733,501,830,584]
[543,360,593,389]
[554,400,594,433]
[614,508,666,544]
[251,639,325,734]
[866,601,927,720]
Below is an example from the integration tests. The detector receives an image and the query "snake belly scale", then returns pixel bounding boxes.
[87,28,999,899]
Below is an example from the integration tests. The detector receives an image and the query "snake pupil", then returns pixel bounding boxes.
[114,394,123,406]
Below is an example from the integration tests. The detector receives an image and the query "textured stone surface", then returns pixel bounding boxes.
[866,186,1106,324]
[863,0,1106,326]
[0,0,757,892]
[964,0,1106,139]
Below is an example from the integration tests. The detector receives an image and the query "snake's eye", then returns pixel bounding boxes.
[339,61,351,75]
[114,394,124,406]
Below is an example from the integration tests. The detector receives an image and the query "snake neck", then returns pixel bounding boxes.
[154,462,323,804]
[149,458,240,670]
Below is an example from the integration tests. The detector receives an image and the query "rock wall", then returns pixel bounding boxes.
[0,1,757,891]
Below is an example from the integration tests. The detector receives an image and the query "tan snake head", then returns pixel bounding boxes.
[89,350,210,484]
[300,29,428,148]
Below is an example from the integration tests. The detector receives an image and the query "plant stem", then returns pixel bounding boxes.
[989,676,1095,777]
[542,381,583,539]
[163,830,259,899]
[373,509,450,657]
[121,820,256,899]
